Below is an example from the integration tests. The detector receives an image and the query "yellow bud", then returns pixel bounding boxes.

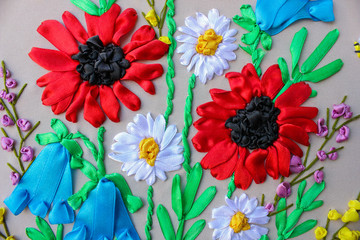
[349,200,360,210]
[338,227,358,240]
[0,207,5,224]
[159,36,171,45]
[353,231,360,238]
[342,208,360,223]
[328,209,342,220]
[145,9,159,27]
[314,226,327,239]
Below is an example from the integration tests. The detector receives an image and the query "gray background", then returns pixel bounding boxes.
[0,0,359,239]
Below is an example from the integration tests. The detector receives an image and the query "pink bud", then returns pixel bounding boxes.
[316,150,327,161]
[0,103,4,111]
[316,118,328,137]
[5,93,16,103]
[289,155,305,173]
[265,203,275,212]
[336,126,349,143]
[328,147,338,160]
[1,115,14,127]
[20,146,34,162]
[276,182,291,198]
[314,170,324,183]
[5,78,17,88]
[17,119,31,131]
[1,137,14,151]
[0,68,11,78]
[10,172,20,185]
[0,90,6,99]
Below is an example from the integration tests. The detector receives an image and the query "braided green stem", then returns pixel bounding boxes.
[163,0,176,125]
[182,74,196,174]
[145,186,154,240]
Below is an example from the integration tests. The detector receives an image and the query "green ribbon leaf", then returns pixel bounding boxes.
[172,174,183,220]
[260,32,272,51]
[157,204,176,240]
[284,219,317,239]
[35,132,60,145]
[284,208,304,233]
[278,57,290,84]
[310,89,317,98]
[60,139,83,157]
[50,119,69,139]
[304,200,323,212]
[70,0,101,16]
[300,59,344,83]
[290,27,308,78]
[36,217,56,240]
[276,198,287,235]
[252,48,265,76]
[301,29,339,74]
[68,180,98,210]
[239,44,253,55]
[241,25,260,45]
[240,4,256,22]
[296,180,307,208]
[183,219,206,240]
[260,235,270,240]
[56,224,64,240]
[185,186,217,220]
[233,16,255,32]
[26,228,47,240]
[300,181,325,209]
[183,163,202,215]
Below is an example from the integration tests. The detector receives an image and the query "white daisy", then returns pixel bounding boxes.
[209,194,270,240]
[176,9,238,84]
[109,113,184,185]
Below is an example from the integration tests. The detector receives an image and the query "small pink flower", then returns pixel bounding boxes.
[316,150,327,161]
[332,103,352,119]
[5,93,16,103]
[328,147,338,160]
[1,115,14,127]
[336,125,349,143]
[1,137,14,151]
[316,118,328,137]
[0,103,4,111]
[17,119,32,131]
[5,78,17,88]
[10,172,20,185]
[289,155,305,173]
[276,182,291,198]
[314,170,324,184]
[265,203,274,212]
[20,146,34,162]
[0,68,11,78]
[0,90,6,99]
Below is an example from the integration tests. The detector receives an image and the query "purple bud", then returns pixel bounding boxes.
[1,115,14,127]
[1,137,14,151]
[17,119,32,131]
[276,182,291,198]
[10,172,20,185]
[332,103,352,119]
[0,103,3,111]
[314,170,324,184]
[328,147,338,160]
[265,203,275,212]
[316,118,328,137]
[0,68,11,78]
[317,150,327,161]
[289,155,305,173]
[0,90,6,99]
[336,126,349,143]
[5,78,17,89]
[5,93,16,103]
[20,146,34,162]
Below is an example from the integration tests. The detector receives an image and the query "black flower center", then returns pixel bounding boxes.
[72,35,130,86]
[225,96,280,150]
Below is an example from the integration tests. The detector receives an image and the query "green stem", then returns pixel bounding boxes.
[335,114,360,131]
[332,222,349,239]
[2,61,8,94]
[0,232,6,239]
[303,145,311,167]
[323,218,330,240]
[268,203,294,217]
[0,99,15,123]
[3,220,10,237]
[145,186,154,240]
[23,121,40,141]
[291,167,324,186]
[14,83,27,104]
[175,219,185,240]
[326,108,330,131]
[261,194,265,206]
[7,163,20,176]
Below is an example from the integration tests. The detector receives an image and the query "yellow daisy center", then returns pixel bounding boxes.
[196,29,223,56]
[139,138,159,166]
[229,211,251,233]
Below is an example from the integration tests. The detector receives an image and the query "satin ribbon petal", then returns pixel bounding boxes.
[275,82,311,108]
[192,128,231,152]
[62,11,89,44]
[260,64,284,99]
[210,147,238,180]
[66,82,91,123]
[277,136,303,157]
[113,8,138,45]
[37,20,79,56]
[99,4,121,45]
[122,25,156,54]
[279,124,310,146]
[277,118,317,133]
[85,12,99,37]
[84,86,106,128]
[274,141,291,177]
[193,118,228,131]
[132,79,155,95]
[265,146,279,179]
[125,40,169,62]
[209,89,247,110]
[245,149,268,184]
[122,62,164,81]
[196,102,236,120]
[51,95,73,115]
[241,63,262,97]
[234,147,252,190]
[99,85,120,122]
[200,139,237,169]
[29,48,78,71]
[113,81,141,111]
[36,72,64,87]
[277,106,318,120]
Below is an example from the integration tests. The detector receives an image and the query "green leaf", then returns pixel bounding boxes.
[252,48,265,76]
[240,4,256,22]
[310,90,317,98]
[284,219,317,239]
[260,235,270,240]
[60,139,83,157]
[36,217,56,240]
[239,44,253,55]
[296,180,307,208]
[172,174,183,220]
[284,208,304,233]
[183,163,202,215]
[233,16,255,32]
[156,204,176,240]
[35,132,60,145]
[301,29,339,74]
[290,27,307,78]
[304,200,323,211]
[260,33,272,51]
[70,0,100,16]
[67,180,98,210]
[26,228,47,240]
[276,198,287,235]
[56,224,63,240]
[241,25,260,45]
[183,219,206,240]
[301,59,344,83]
[278,57,290,84]
[99,0,107,9]
[50,119,69,139]
[300,181,325,209]
[185,186,217,220]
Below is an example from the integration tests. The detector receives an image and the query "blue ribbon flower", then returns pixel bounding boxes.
[64,178,140,240]
[4,119,84,224]
[255,0,334,35]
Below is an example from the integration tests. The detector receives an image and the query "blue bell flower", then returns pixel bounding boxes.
[64,178,140,240]
[255,0,334,35]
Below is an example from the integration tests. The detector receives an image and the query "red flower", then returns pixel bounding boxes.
[29,4,169,127]
[192,63,318,190]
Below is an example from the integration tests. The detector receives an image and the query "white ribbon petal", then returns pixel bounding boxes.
[236,193,249,213]
[157,145,184,158]
[217,50,236,61]
[175,34,198,44]
[134,163,153,181]
[127,160,145,176]
[215,53,229,70]
[208,9,220,28]
[218,43,239,52]
[113,132,142,144]
[146,113,154,137]
[153,115,166,145]
[155,160,181,172]
[155,168,167,181]
[208,56,224,76]
[127,122,146,138]
[208,218,230,230]
[243,227,261,240]
[250,225,269,236]
[196,12,210,29]
[214,16,230,35]
[239,231,251,240]
[187,53,200,72]
[177,43,196,54]
[111,142,138,153]
[185,16,205,34]
[108,151,139,163]
[219,227,233,240]
[178,26,199,38]
[225,197,238,212]
[248,216,270,225]
[223,29,238,38]
[213,228,225,240]
[243,197,258,215]
[223,37,237,43]
[160,124,178,150]
[156,154,184,166]
[146,171,156,185]
[247,206,270,219]
[133,114,149,138]
[180,48,197,66]
[169,133,182,146]
[121,162,136,172]
[212,205,235,218]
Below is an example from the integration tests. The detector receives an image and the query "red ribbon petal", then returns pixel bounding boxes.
[275,82,312,108]
[274,141,291,177]
[113,81,141,111]
[85,12,99,37]
[225,71,253,103]
[99,4,121,46]
[193,118,227,131]
[113,8,138,45]
[209,89,246,110]
[234,147,252,190]
[132,79,155,95]
[279,124,310,146]
[62,11,89,44]
[29,48,78,71]
[192,129,230,152]
[37,72,65,87]
[196,102,236,120]
[51,95,73,115]
[122,25,155,54]
[200,139,237,169]
[277,118,317,133]
[66,82,91,123]
[241,63,262,97]
[99,85,120,122]
[277,136,303,157]
[122,62,164,81]
[210,147,238,180]
[84,86,106,127]
[125,40,169,62]
[278,106,318,121]
[245,148,268,184]
[37,20,79,56]
[261,64,284,99]
[265,146,279,179]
